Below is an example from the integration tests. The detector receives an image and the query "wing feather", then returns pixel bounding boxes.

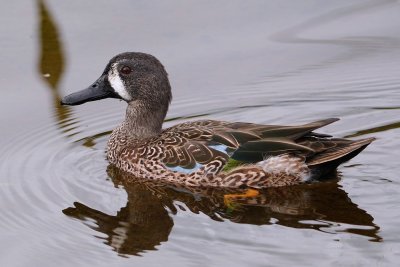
[139,118,372,170]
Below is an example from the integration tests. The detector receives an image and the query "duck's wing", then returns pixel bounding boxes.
[150,120,231,170]
[217,118,374,168]
[215,118,339,162]
[147,118,352,170]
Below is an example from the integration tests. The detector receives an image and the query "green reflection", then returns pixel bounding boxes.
[37,0,73,130]
[346,121,400,138]
[38,0,64,89]
[63,166,381,256]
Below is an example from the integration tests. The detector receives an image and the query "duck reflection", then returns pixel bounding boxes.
[63,165,381,256]
[64,181,173,256]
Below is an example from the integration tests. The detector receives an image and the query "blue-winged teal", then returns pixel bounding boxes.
[61,52,374,189]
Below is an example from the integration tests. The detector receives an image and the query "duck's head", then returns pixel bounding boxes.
[61,52,172,109]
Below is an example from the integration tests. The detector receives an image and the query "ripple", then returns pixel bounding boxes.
[0,108,127,260]
[2,0,400,265]
[0,74,393,261]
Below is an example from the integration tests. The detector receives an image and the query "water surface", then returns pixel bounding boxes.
[1,0,399,266]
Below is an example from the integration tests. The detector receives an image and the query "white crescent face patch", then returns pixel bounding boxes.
[108,63,132,101]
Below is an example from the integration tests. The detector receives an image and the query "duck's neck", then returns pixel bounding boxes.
[124,100,168,139]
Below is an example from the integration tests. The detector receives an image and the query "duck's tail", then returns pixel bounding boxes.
[307,137,375,179]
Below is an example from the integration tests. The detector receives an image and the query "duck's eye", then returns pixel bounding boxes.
[120,66,132,75]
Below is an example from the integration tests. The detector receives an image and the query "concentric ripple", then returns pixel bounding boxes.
[2,1,400,265]
[0,106,129,261]
[0,91,391,261]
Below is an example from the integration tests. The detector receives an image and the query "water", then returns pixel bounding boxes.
[1,0,399,266]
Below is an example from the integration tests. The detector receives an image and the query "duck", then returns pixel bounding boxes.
[61,52,375,189]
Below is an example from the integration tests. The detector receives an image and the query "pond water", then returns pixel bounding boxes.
[1,0,399,266]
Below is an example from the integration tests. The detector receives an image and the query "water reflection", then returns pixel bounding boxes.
[63,165,381,256]
[346,120,400,138]
[64,182,173,256]
[37,0,72,128]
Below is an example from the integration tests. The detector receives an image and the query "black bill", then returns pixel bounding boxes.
[61,75,121,106]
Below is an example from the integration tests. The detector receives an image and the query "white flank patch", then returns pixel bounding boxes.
[257,155,311,182]
[108,64,132,101]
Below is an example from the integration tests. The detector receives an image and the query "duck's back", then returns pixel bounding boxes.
[110,118,374,184]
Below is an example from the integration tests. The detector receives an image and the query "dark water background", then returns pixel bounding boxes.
[0,0,399,266]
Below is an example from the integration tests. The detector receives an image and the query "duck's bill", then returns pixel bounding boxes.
[61,75,121,106]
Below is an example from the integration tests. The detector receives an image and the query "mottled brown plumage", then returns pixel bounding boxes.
[61,52,375,188]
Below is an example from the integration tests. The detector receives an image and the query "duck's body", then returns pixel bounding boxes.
[62,52,374,189]
[106,118,373,188]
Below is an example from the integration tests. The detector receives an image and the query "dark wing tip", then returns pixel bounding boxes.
[307,136,376,167]
[352,137,376,146]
